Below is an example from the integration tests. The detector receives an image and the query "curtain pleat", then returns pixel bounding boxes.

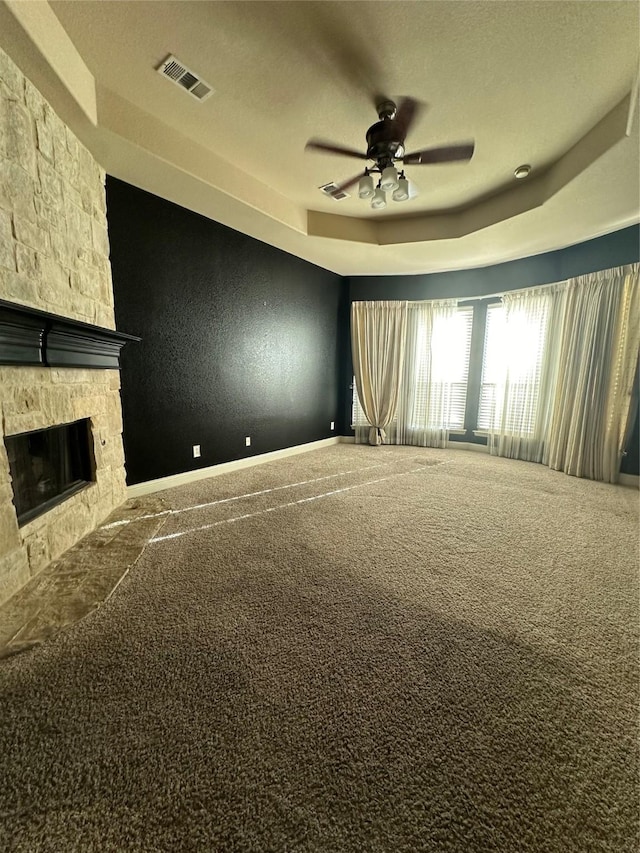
[489,285,564,462]
[604,269,640,478]
[352,299,462,448]
[351,264,638,481]
[544,264,639,482]
[489,264,639,482]
[351,301,408,445]
[391,300,458,448]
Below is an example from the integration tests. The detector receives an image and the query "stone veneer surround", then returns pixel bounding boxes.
[0,47,127,605]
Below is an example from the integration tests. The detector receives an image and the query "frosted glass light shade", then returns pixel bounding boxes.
[371,188,387,209]
[380,166,399,192]
[392,177,410,201]
[358,174,375,198]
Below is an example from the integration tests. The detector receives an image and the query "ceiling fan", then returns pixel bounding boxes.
[305,98,475,208]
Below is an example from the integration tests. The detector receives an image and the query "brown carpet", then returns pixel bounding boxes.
[0,445,638,852]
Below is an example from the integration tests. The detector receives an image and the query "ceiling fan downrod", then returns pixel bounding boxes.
[376,100,397,120]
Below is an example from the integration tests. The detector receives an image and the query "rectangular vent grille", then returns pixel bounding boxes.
[157,54,214,102]
[319,183,350,201]
[190,81,211,100]
[178,71,198,90]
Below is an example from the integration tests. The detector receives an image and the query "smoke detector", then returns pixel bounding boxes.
[156,54,214,102]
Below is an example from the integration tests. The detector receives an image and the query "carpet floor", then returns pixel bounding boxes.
[0,445,638,852]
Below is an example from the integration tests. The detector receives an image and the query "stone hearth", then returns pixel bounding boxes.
[0,493,168,659]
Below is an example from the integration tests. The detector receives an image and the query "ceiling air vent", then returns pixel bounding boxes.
[319,183,350,201]
[156,54,214,102]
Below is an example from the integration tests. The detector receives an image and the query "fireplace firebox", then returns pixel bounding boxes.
[5,420,94,526]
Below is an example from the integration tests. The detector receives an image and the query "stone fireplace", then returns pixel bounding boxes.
[6,418,94,526]
[0,46,128,605]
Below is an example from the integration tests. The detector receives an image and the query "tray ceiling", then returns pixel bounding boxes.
[1,0,638,275]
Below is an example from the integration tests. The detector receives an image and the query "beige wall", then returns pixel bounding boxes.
[0,46,127,605]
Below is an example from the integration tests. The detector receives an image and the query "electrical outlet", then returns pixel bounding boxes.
[245,436,251,447]
[192,444,201,458]
[330,421,335,430]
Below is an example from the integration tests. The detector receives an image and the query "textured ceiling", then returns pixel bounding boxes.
[2,1,639,274]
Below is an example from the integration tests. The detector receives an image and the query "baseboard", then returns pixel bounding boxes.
[127,435,637,497]
[446,440,488,453]
[127,436,341,497]
[340,437,486,451]
[619,472,639,489]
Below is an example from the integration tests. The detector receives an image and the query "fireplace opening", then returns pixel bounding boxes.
[5,419,94,526]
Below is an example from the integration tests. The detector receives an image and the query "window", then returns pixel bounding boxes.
[477,300,550,433]
[351,380,369,428]
[477,303,506,430]
[352,305,473,432]
[410,306,473,430]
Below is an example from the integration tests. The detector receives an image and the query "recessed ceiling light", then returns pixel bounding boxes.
[514,165,531,180]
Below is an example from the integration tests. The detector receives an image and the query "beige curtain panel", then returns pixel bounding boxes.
[393,299,459,448]
[351,264,638,481]
[351,301,408,445]
[545,263,639,483]
[489,263,639,483]
[487,283,566,463]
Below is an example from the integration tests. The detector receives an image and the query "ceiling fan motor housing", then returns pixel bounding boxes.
[305,95,474,196]
[366,119,405,166]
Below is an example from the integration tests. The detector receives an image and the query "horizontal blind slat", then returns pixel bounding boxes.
[478,301,549,433]
[352,305,473,431]
[478,303,505,430]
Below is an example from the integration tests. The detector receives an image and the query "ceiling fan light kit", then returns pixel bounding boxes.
[392,177,410,202]
[358,174,375,199]
[306,98,475,208]
[380,165,400,192]
[371,188,387,210]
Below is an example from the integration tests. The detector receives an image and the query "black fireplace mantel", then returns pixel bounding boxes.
[0,299,140,370]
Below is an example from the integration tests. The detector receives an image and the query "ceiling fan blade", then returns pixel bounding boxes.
[330,172,366,197]
[395,97,421,141]
[305,139,367,160]
[403,142,475,165]
[296,4,384,107]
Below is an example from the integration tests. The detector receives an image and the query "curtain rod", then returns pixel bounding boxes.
[452,262,638,303]
[453,277,570,304]
[356,263,637,308]
[393,279,567,308]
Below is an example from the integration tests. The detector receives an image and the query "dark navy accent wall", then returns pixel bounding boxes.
[344,225,640,473]
[107,178,344,486]
[349,226,639,302]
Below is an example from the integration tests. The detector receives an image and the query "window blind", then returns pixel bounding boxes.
[478,300,550,433]
[352,305,473,431]
[477,304,506,430]
[352,379,369,427]
[410,305,473,430]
